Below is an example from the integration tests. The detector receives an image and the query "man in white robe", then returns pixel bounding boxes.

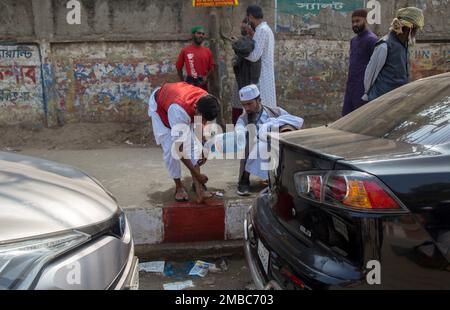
[235,85,303,196]
[244,5,276,108]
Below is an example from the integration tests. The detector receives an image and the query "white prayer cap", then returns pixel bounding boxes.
[239,84,260,101]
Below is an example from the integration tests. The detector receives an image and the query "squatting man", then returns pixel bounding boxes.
[148,82,304,202]
[234,85,304,196]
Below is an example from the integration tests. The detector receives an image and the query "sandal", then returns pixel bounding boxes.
[174,188,189,202]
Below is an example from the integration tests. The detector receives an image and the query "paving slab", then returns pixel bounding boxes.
[19,147,264,248]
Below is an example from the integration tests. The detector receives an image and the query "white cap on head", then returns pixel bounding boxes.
[239,84,260,102]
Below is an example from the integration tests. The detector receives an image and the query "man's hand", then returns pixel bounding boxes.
[196,173,208,185]
[245,25,255,37]
[197,158,207,167]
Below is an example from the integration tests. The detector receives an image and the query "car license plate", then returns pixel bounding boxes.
[257,239,270,275]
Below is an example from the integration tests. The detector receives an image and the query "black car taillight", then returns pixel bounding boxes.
[294,170,407,213]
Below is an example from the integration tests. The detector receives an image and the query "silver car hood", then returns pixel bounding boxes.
[0,152,118,243]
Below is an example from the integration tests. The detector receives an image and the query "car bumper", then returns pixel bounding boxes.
[244,218,282,290]
[244,190,363,290]
[112,241,139,290]
[245,189,450,290]
[115,253,139,290]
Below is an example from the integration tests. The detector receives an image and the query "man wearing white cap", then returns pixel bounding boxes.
[235,84,304,196]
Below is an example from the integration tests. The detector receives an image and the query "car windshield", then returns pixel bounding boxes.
[330,76,450,146]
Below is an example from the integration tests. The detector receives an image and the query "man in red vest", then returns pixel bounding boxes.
[148,82,220,203]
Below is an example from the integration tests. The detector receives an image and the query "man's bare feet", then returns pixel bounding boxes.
[195,187,214,204]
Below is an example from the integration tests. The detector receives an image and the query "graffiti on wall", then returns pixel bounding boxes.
[410,44,450,80]
[0,44,44,125]
[54,56,177,121]
[275,40,450,123]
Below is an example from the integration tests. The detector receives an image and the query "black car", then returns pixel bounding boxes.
[244,72,450,290]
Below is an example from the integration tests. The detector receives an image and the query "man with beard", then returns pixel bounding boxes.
[176,25,215,91]
[342,9,378,116]
[244,5,276,108]
[235,85,303,196]
[231,17,261,125]
[363,7,424,102]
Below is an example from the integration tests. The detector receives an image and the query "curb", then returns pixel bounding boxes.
[124,198,253,247]
[135,240,245,261]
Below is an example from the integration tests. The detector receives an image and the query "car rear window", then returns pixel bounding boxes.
[330,77,450,146]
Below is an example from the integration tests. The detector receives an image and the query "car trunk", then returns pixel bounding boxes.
[270,126,435,266]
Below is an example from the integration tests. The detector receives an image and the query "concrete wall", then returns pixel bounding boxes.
[51,42,182,123]
[0,0,449,128]
[272,0,450,122]
[276,0,450,40]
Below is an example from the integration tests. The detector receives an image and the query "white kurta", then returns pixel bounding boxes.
[148,88,200,179]
[236,108,304,179]
[245,22,276,108]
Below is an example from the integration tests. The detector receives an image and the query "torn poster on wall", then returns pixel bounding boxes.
[0,44,44,111]
[276,0,365,33]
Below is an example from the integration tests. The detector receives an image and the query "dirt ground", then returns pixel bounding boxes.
[0,122,154,151]
[0,119,329,151]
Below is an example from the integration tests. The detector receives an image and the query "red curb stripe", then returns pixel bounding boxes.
[163,200,225,243]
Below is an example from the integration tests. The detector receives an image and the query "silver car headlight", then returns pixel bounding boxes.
[0,231,89,290]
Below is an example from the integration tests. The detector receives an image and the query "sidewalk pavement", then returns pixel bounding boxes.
[21,147,264,253]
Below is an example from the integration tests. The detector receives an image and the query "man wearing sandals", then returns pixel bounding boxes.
[148,82,220,203]
[235,85,304,196]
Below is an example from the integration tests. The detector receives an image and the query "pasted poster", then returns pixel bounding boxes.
[0,44,45,125]
[277,0,365,33]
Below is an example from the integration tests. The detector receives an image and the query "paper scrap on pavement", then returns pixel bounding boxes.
[215,191,224,198]
[139,261,165,273]
[163,280,195,290]
[189,260,211,277]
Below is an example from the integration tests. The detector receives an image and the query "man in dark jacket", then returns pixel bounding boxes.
[363,7,424,102]
[231,18,261,125]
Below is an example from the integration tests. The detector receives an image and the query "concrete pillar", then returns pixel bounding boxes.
[208,7,224,128]
[39,40,60,128]
[31,0,58,127]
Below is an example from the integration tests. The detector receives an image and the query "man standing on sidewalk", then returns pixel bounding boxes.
[148,82,220,203]
[342,9,378,116]
[176,25,215,91]
[244,5,276,108]
[231,17,261,125]
[362,7,424,102]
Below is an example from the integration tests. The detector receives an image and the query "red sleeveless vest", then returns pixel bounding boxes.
[156,82,207,128]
